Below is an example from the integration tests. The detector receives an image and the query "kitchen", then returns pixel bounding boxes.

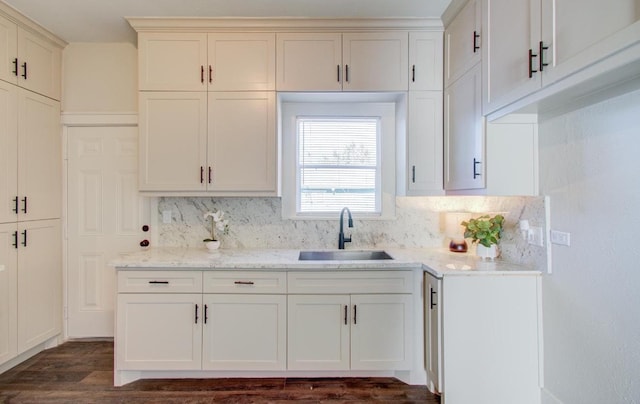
[0,0,639,403]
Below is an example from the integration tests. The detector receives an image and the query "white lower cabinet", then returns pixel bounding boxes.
[287,271,413,372]
[116,293,203,371]
[115,269,414,385]
[424,271,541,404]
[202,294,286,370]
[287,294,350,371]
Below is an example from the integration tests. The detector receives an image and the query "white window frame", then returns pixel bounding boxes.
[282,101,396,220]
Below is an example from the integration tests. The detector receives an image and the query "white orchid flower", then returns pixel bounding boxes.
[203,209,230,242]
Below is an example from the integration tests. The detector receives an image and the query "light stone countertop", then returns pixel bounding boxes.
[110,247,540,278]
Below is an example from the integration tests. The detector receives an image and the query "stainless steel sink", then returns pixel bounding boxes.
[298,250,393,261]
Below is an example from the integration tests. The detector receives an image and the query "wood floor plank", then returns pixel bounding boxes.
[0,341,440,403]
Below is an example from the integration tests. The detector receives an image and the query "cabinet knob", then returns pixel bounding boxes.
[140,239,149,247]
[21,62,27,79]
[12,58,18,76]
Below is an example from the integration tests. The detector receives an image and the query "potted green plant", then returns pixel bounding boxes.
[461,214,505,259]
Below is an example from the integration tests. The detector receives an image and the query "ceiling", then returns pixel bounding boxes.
[3,0,452,44]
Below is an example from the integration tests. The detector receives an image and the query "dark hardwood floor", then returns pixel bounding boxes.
[0,341,440,403]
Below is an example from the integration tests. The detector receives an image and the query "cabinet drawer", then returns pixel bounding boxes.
[203,271,286,294]
[288,271,413,294]
[117,271,203,293]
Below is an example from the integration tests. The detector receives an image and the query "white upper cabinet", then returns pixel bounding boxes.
[276,32,408,91]
[17,89,61,221]
[138,32,275,92]
[138,33,208,91]
[409,31,443,91]
[0,14,62,100]
[207,33,275,91]
[540,0,640,86]
[207,91,276,193]
[16,28,61,100]
[482,0,640,114]
[444,0,481,88]
[0,80,17,224]
[276,33,343,91]
[138,91,208,192]
[138,91,276,194]
[407,91,444,195]
[444,64,484,191]
[482,0,541,114]
[0,14,17,85]
[343,32,408,91]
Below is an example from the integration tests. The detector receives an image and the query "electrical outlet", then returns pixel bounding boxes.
[527,226,544,247]
[550,230,571,246]
[162,210,172,224]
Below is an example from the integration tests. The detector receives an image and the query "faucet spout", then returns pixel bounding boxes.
[338,207,353,249]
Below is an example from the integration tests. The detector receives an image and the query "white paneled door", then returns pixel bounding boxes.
[67,126,148,337]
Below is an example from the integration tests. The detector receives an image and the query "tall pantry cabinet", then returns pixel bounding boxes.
[0,4,64,369]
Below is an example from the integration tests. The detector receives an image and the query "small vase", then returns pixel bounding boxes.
[476,244,498,260]
[205,240,221,251]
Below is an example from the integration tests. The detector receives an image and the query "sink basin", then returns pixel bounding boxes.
[298,250,393,261]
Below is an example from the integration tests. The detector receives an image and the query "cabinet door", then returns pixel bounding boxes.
[202,294,286,370]
[16,28,61,100]
[116,293,202,370]
[424,273,442,394]
[207,92,276,193]
[138,91,207,191]
[288,294,350,370]
[276,33,342,91]
[208,33,275,91]
[0,81,17,224]
[407,91,444,195]
[482,0,541,114]
[17,219,61,354]
[444,64,484,191]
[409,32,443,91]
[138,33,207,91]
[0,223,18,365]
[0,14,17,85]
[540,0,640,86]
[17,89,60,221]
[350,294,412,371]
[342,32,408,91]
[444,0,480,87]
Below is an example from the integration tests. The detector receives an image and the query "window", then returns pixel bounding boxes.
[282,101,396,219]
[297,117,380,213]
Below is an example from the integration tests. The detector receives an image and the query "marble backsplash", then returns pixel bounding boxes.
[155,196,548,272]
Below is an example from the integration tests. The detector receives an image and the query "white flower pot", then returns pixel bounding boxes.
[476,244,499,260]
[204,240,220,251]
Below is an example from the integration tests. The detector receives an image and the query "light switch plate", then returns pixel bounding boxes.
[550,230,571,246]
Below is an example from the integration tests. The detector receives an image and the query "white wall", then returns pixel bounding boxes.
[62,42,137,113]
[539,89,640,403]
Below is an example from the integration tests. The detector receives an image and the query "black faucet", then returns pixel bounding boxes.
[338,207,353,249]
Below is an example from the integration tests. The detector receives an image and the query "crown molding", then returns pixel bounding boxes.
[126,17,443,33]
[0,2,67,48]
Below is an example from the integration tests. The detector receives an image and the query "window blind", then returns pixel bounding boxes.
[297,118,380,213]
